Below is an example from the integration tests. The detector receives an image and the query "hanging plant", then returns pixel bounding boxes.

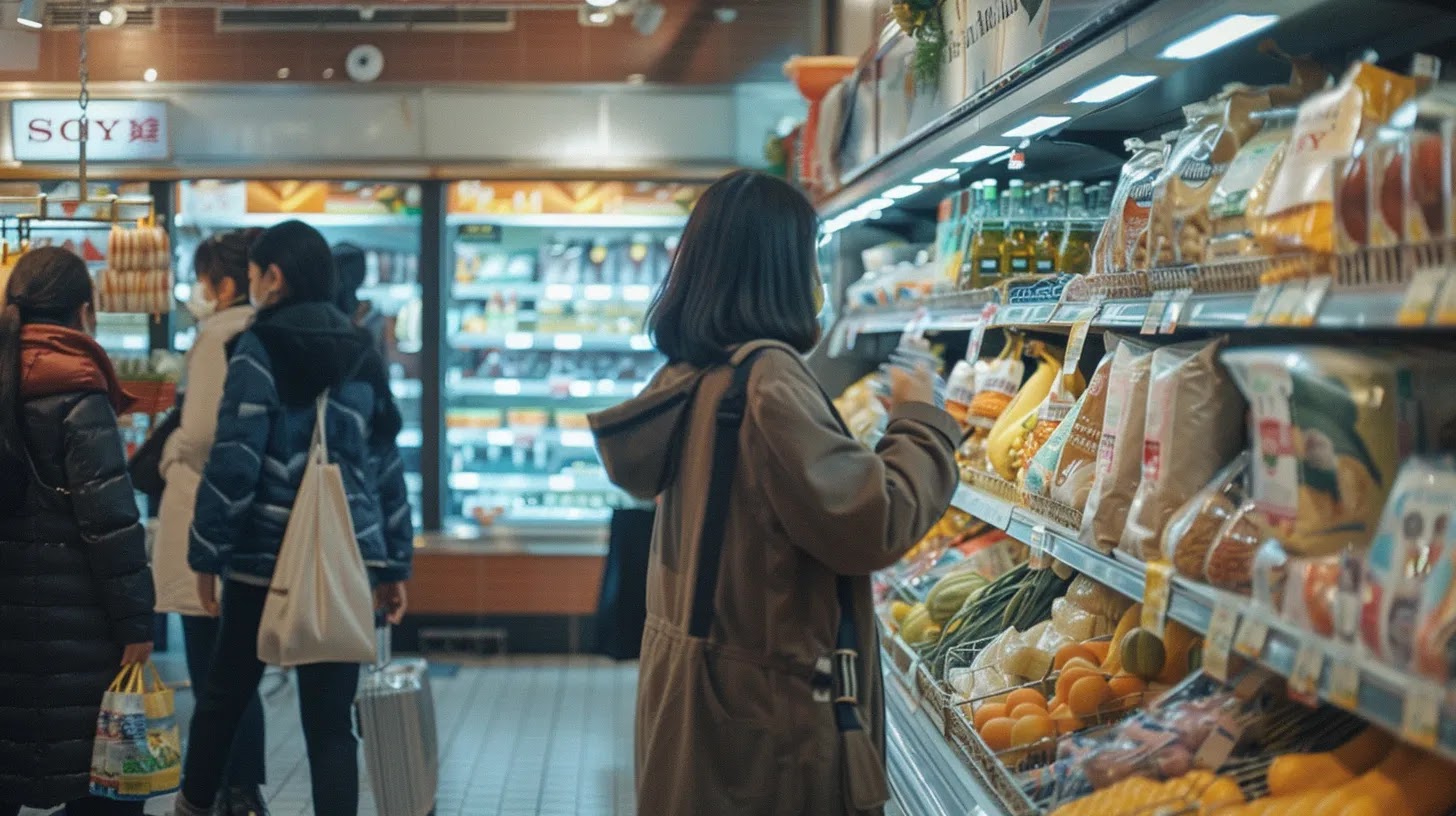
[891,0,945,89]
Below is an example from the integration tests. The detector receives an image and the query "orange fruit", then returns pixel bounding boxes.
[1338,796,1379,816]
[1053,644,1098,671]
[1009,702,1047,719]
[1049,703,1085,734]
[1082,640,1111,664]
[1005,687,1049,711]
[972,702,1008,731]
[1010,714,1056,747]
[1067,675,1112,716]
[979,717,1015,751]
[1107,674,1146,702]
[1055,666,1102,701]
[1047,694,1064,711]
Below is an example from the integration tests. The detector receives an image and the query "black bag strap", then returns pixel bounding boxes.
[686,347,866,734]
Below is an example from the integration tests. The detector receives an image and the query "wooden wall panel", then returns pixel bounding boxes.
[408,549,605,616]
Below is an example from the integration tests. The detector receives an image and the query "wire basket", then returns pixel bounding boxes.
[1021,491,1083,532]
[1336,236,1456,288]
[965,469,1020,503]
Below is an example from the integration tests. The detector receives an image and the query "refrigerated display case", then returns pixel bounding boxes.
[441,180,696,534]
[173,179,426,527]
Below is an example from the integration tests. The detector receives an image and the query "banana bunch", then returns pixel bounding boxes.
[986,341,1077,481]
[962,332,1026,458]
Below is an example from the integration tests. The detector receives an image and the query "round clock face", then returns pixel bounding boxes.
[346,45,385,83]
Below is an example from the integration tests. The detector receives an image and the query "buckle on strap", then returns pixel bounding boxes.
[812,656,833,703]
[832,648,859,706]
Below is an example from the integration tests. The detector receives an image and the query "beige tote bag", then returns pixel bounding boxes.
[257,392,377,667]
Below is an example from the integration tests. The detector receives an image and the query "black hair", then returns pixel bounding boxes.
[646,170,821,366]
[332,242,366,316]
[193,228,262,305]
[0,247,95,502]
[248,219,337,306]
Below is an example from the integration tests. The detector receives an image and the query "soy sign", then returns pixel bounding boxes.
[10,100,170,162]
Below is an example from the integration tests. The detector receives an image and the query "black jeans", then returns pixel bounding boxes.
[0,798,143,816]
[181,614,267,789]
[181,582,360,816]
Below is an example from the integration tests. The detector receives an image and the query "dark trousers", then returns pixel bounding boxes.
[181,614,267,789]
[181,582,360,816]
[0,798,143,816]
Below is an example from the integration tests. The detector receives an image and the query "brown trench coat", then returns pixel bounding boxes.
[590,341,960,815]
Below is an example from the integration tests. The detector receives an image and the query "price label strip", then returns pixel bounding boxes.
[1141,561,1173,639]
[1245,283,1284,326]
[1233,615,1269,661]
[1063,319,1091,392]
[1434,268,1456,326]
[1141,291,1173,335]
[964,304,998,362]
[1292,276,1332,327]
[1326,653,1360,711]
[1161,288,1195,333]
[1401,680,1444,750]
[1397,266,1451,327]
[1287,641,1326,706]
[1028,525,1051,570]
[1203,605,1240,683]
[1265,281,1309,327]
[963,488,1014,529]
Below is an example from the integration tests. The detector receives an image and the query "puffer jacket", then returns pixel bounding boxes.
[0,323,154,808]
[188,301,413,585]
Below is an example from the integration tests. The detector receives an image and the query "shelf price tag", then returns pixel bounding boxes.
[1246,283,1284,326]
[1287,641,1326,706]
[1203,604,1240,683]
[902,306,931,344]
[1161,288,1195,333]
[1028,525,1051,570]
[1141,561,1173,639]
[1233,615,1269,661]
[1397,266,1451,327]
[1433,269,1456,326]
[1265,281,1308,326]
[1063,319,1092,391]
[1327,654,1360,711]
[1292,276,1332,327]
[1401,680,1444,749]
[964,304,998,362]
[962,488,1014,530]
[1141,291,1173,335]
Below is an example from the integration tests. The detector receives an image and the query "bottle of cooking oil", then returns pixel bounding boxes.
[962,179,1003,289]
[1000,180,1036,277]
[1035,181,1063,274]
[1058,180,1098,275]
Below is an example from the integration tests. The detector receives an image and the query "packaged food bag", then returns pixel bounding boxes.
[1050,349,1117,509]
[1092,139,1167,276]
[1162,453,1251,582]
[1080,338,1155,554]
[1204,501,1263,594]
[1120,337,1246,561]
[1023,385,1088,497]
[90,663,182,801]
[1206,109,1297,261]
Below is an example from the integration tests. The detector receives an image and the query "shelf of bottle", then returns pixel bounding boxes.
[451,332,654,352]
[447,377,647,399]
[175,213,420,229]
[446,470,615,493]
[946,481,1456,762]
[447,213,687,230]
[446,427,596,449]
[452,282,658,304]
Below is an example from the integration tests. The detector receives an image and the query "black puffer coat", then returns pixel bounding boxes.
[0,324,154,808]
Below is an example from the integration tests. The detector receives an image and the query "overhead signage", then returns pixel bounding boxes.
[10,99,170,163]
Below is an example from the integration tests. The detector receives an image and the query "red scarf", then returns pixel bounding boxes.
[19,324,137,415]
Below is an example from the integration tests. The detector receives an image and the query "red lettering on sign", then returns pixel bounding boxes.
[26,118,52,142]
[92,119,118,141]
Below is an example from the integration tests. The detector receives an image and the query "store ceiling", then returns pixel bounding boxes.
[0,0,819,85]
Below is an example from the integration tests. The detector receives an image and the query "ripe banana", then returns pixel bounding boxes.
[987,341,1062,480]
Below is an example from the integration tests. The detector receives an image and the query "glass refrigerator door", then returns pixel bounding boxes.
[173,180,426,528]
[443,180,694,535]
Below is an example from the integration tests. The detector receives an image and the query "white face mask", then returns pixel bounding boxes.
[186,285,217,321]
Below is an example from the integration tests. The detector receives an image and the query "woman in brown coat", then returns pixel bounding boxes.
[590,171,959,815]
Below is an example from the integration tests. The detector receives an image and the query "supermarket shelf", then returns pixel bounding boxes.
[451,332,654,352]
[446,470,614,493]
[447,213,687,229]
[391,379,423,400]
[175,213,419,229]
[947,481,1456,762]
[452,281,657,303]
[356,283,420,303]
[884,665,992,816]
[449,377,647,399]
[447,427,597,448]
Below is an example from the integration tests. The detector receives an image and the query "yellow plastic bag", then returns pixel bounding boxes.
[89,662,182,801]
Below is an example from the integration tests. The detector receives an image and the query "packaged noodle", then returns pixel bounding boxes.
[1222,347,1419,557]
[1256,60,1420,264]
[1120,338,1247,562]
[1092,139,1167,277]
[1080,339,1155,554]
[1163,454,1250,582]
[1206,109,1297,261]
[1050,349,1117,509]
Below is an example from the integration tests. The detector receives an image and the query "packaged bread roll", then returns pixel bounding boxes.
[1050,350,1117,510]
[1080,338,1156,554]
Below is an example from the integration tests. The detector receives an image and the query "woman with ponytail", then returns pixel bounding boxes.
[0,247,155,816]
[154,229,266,816]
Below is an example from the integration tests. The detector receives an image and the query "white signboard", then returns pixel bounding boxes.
[944,0,1052,104]
[10,99,170,162]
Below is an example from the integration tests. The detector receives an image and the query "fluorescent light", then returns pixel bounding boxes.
[544,283,573,301]
[1159,14,1279,60]
[863,197,894,210]
[504,332,534,350]
[554,333,584,350]
[568,380,593,398]
[15,0,42,28]
[584,284,613,302]
[884,184,924,200]
[629,334,653,351]
[1070,74,1158,104]
[912,168,957,184]
[548,474,577,491]
[1001,116,1071,138]
[952,145,1012,164]
[585,0,616,6]
[623,285,652,302]
[559,430,595,448]
[586,9,611,24]
[142,68,157,83]
[492,379,522,396]
[486,429,516,447]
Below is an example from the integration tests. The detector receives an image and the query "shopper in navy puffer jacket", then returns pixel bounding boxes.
[175,220,412,816]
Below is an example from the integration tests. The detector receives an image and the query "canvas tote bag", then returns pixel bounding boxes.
[258,392,377,667]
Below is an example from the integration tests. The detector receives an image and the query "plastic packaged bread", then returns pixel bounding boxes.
[1120,338,1247,562]
[1049,350,1117,509]
[1080,339,1156,554]
[1204,501,1263,594]
[1162,454,1250,582]
[1206,109,1297,262]
[1092,140,1166,276]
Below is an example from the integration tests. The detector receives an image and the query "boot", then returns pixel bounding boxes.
[223,786,269,816]
[172,794,211,816]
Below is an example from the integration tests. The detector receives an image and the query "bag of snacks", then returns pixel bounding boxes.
[1204,502,1264,594]
[1162,454,1251,582]
[1080,339,1155,554]
[1050,350,1117,509]
[1414,460,1456,681]
[1206,109,1297,261]
[1120,338,1246,562]
[1023,386,1087,497]
[1092,139,1167,276]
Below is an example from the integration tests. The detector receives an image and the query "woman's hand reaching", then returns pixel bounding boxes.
[889,363,937,409]
[375,582,408,625]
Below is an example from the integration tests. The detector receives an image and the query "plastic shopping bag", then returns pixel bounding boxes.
[89,662,182,801]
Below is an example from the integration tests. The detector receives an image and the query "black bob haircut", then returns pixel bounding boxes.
[248,219,338,306]
[646,170,821,366]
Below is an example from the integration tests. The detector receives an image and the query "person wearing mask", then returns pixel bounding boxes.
[589,171,959,815]
[0,247,155,816]
[153,230,266,816]
[331,243,389,364]
[173,221,413,816]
